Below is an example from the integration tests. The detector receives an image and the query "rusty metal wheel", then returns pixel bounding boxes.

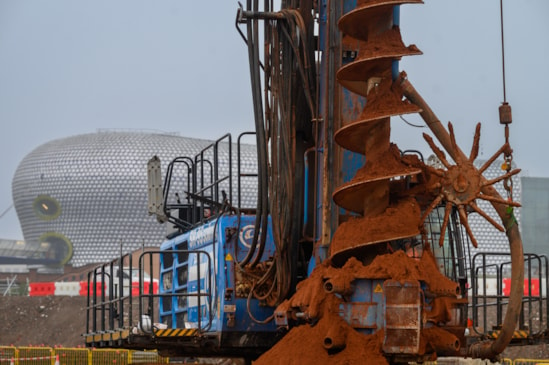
[419,122,521,248]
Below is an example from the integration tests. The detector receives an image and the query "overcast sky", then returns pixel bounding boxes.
[0,1,547,240]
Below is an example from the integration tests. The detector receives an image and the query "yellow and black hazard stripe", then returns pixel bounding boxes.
[485,330,529,339]
[84,329,131,343]
[154,328,198,337]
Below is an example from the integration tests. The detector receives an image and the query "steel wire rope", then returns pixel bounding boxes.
[310,0,321,250]
[272,22,290,302]
[274,18,293,301]
[499,0,507,103]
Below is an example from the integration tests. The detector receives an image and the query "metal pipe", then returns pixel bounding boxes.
[323,323,347,351]
[400,75,524,360]
[320,0,340,252]
[237,8,285,22]
[323,276,353,295]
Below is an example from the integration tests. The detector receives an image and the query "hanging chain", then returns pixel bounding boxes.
[501,123,514,203]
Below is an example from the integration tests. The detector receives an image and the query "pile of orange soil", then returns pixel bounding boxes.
[330,197,421,254]
[328,250,459,295]
[254,273,388,365]
[357,74,420,121]
[253,312,388,365]
[356,27,420,60]
[352,143,421,179]
[254,250,458,364]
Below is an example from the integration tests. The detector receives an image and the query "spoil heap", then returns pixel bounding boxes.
[0,296,87,347]
[254,249,459,364]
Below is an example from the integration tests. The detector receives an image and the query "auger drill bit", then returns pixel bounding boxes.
[329,0,424,264]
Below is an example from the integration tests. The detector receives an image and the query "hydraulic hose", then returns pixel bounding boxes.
[400,75,524,360]
[239,0,264,268]
[250,0,270,268]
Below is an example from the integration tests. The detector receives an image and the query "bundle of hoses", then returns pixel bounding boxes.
[239,0,317,320]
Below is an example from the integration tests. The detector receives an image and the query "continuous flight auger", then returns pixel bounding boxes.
[328,0,524,360]
[331,0,424,263]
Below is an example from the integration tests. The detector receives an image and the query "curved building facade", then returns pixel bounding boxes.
[11,130,521,271]
[12,131,257,268]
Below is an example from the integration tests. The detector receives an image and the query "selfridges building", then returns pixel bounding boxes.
[12,131,257,267]
[11,130,520,269]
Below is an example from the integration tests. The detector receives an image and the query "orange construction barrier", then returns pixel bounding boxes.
[28,282,55,296]
[503,278,540,296]
[79,281,105,297]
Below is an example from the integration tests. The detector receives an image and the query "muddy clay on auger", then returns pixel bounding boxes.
[253,249,460,364]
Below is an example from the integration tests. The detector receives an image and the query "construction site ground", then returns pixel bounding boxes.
[1,296,549,362]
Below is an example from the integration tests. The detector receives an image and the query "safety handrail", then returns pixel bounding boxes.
[471,252,548,338]
[161,134,238,233]
[85,254,135,338]
[138,250,214,334]
[194,134,232,220]
[238,131,258,211]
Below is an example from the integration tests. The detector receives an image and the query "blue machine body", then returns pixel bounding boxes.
[158,215,277,339]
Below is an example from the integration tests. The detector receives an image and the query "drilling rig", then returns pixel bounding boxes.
[85,1,532,363]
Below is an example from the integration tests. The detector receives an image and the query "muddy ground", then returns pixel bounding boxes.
[0,296,87,347]
[0,296,548,361]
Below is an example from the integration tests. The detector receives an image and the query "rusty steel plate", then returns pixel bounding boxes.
[339,0,424,41]
[337,49,422,97]
[383,280,421,354]
[333,169,421,213]
[335,108,421,154]
[330,231,420,266]
[338,58,392,96]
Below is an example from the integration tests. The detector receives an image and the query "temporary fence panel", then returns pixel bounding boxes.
[53,348,90,365]
[91,349,130,365]
[0,347,17,365]
[514,359,549,365]
[128,350,168,364]
[411,359,513,365]
[16,347,53,365]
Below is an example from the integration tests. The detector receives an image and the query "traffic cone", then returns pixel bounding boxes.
[55,354,60,365]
